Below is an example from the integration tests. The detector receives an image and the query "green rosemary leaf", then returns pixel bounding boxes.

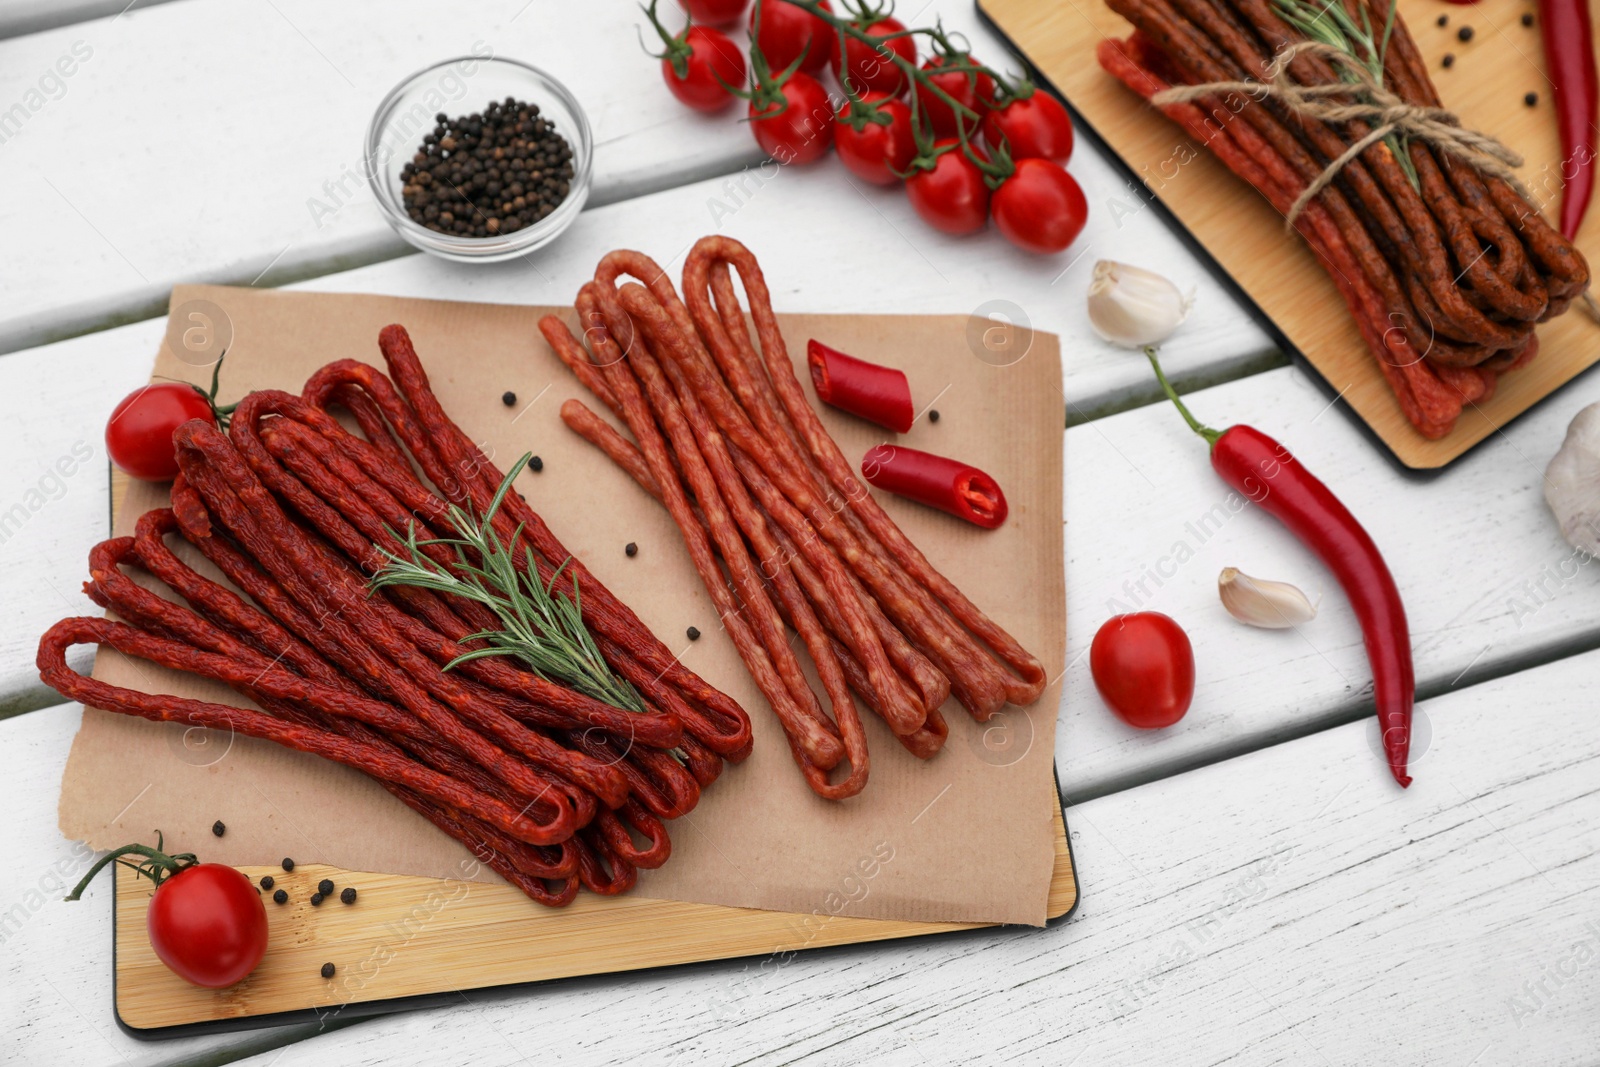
[370,452,647,714]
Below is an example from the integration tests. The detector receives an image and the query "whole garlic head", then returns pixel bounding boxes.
[1545,401,1600,556]
[1087,261,1191,348]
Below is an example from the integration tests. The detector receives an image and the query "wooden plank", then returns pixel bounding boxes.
[0,0,764,354]
[980,0,1600,468]
[0,161,1273,716]
[1061,359,1600,798]
[207,646,1600,1067]
[0,0,180,41]
[0,704,320,1067]
[112,812,1073,1031]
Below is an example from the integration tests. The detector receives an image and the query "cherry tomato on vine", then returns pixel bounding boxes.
[1089,612,1194,729]
[674,0,749,25]
[915,54,995,138]
[982,89,1075,164]
[660,25,747,112]
[67,834,269,989]
[749,71,834,164]
[905,140,990,235]
[106,383,216,482]
[834,91,914,185]
[751,0,832,74]
[829,14,915,95]
[992,158,1088,254]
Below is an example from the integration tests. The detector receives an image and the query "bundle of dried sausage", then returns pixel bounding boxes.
[541,236,1047,800]
[38,337,751,906]
[1098,0,1590,439]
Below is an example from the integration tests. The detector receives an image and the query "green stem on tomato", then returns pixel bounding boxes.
[1144,346,1221,447]
[65,830,198,901]
[638,0,695,79]
[770,0,1018,181]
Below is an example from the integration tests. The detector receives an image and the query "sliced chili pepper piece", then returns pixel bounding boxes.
[807,340,915,434]
[861,444,1009,529]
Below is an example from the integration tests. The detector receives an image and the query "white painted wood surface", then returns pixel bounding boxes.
[7,1,1599,1064]
[15,647,1599,1067]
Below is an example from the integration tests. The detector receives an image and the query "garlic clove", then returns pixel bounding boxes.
[1086,260,1192,349]
[1544,401,1600,556]
[1218,567,1318,629]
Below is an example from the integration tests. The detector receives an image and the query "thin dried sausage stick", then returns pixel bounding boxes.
[174,424,631,808]
[621,285,873,796]
[582,294,848,773]
[685,236,1047,707]
[369,328,754,758]
[39,616,577,847]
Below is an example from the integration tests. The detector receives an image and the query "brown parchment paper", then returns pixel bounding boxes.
[58,284,1064,926]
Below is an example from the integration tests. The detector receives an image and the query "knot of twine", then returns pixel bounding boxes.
[1151,41,1528,228]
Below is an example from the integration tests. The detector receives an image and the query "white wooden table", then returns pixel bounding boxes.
[3,2,1597,1064]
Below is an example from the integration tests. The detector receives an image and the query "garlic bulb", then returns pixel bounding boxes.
[1218,568,1317,629]
[1545,401,1600,556]
[1086,261,1191,348]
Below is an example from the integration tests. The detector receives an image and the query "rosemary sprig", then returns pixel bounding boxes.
[370,453,646,714]
[1273,0,1419,190]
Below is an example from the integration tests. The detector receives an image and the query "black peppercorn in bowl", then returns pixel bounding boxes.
[365,56,593,263]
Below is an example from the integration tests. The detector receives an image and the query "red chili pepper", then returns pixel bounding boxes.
[1146,351,1414,787]
[807,340,915,433]
[861,444,1008,529]
[1539,0,1598,238]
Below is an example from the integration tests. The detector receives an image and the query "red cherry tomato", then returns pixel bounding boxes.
[915,54,995,138]
[752,0,832,74]
[829,15,916,94]
[147,864,269,988]
[834,91,915,185]
[982,89,1075,164]
[749,72,834,165]
[661,26,747,112]
[106,383,215,482]
[1089,612,1195,729]
[992,158,1088,254]
[905,141,990,235]
[675,0,749,25]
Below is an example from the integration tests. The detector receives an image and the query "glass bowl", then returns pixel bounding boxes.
[365,56,593,263]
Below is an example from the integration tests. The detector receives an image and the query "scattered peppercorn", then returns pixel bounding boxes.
[1522,12,1535,26]
[928,409,940,423]
[502,390,517,406]
[1442,53,1455,68]
[341,887,357,905]
[1525,91,1539,107]
[318,878,335,896]
[321,962,336,979]
[310,892,325,907]
[1436,12,1447,26]
[273,889,288,905]
[212,820,226,837]
[686,626,701,641]
[399,97,575,240]
[529,455,544,472]
[260,875,275,890]
[282,857,295,872]
[625,541,638,557]
[1457,25,1474,41]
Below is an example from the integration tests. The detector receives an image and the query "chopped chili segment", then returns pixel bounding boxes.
[807,340,915,434]
[861,445,1009,530]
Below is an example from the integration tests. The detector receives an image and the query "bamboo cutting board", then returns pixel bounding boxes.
[979,0,1600,468]
[97,291,1077,1034]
